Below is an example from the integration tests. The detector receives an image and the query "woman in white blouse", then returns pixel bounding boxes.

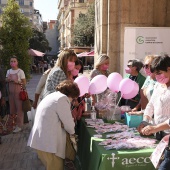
[138,55,170,138]
[27,80,80,170]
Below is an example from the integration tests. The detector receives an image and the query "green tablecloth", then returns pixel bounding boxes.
[77,118,156,170]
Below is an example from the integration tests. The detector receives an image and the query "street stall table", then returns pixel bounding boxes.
[76,118,156,170]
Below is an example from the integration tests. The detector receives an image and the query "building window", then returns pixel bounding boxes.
[79,13,85,18]
[30,2,32,6]
[19,0,24,5]
[20,8,24,13]
[79,0,84,3]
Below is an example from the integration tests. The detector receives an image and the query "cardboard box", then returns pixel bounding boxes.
[125,112,143,127]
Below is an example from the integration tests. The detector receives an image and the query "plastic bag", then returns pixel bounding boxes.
[27,107,36,125]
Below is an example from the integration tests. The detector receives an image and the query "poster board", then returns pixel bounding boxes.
[124,27,170,76]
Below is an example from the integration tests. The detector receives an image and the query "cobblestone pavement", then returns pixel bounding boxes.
[0,73,45,170]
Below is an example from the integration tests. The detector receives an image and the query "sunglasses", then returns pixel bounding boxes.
[127,65,132,67]
[143,64,149,69]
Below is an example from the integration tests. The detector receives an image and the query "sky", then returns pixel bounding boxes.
[34,0,58,22]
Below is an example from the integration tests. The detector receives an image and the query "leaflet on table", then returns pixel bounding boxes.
[86,121,136,134]
[85,118,104,125]
[150,138,167,169]
[99,137,157,150]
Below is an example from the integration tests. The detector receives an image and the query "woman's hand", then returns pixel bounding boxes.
[141,125,156,135]
[131,107,138,112]
[6,78,13,82]
[91,99,96,106]
[32,101,37,109]
[128,111,143,115]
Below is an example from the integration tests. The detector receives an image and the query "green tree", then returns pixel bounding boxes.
[73,4,95,47]
[0,0,32,78]
[29,29,52,53]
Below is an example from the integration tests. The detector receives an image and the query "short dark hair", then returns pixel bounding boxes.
[150,54,170,73]
[56,80,80,98]
[128,59,143,72]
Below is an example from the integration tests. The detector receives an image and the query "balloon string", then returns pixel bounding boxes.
[111,94,122,120]
[116,94,122,108]
[71,97,85,111]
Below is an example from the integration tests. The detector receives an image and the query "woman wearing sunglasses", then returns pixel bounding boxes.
[123,59,146,109]
[129,55,157,114]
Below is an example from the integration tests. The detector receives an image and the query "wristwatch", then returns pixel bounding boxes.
[140,121,151,126]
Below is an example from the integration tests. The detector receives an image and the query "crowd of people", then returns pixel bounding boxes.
[31,60,49,74]
[1,50,170,169]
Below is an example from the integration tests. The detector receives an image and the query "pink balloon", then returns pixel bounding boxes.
[107,72,122,93]
[119,78,139,99]
[74,75,90,97]
[89,75,107,94]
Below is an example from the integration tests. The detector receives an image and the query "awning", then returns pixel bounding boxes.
[77,52,89,57]
[28,49,45,57]
[77,50,94,58]
[86,50,94,56]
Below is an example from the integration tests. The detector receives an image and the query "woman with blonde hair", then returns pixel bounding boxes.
[90,54,110,105]
[43,49,77,98]
[90,54,110,78]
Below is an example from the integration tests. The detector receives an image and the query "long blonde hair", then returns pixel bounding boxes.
[55,49,77,78]
[144,55,158,64]
[95,54,109,69]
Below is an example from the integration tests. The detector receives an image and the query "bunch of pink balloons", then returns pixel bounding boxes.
[107,72,139,99]
[119,78,139,99]
[74,72,139,99]
[88,75,107,94]
[107,73,123,93]
[74,75,90,97]
[74,75,108,96]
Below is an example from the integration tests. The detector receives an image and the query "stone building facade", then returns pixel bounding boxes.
[57,0,94,50]
[0,0,34,21]
[45,20,60,57]
[95,0,170,74]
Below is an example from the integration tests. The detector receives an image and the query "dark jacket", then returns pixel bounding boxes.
[0,68,6,98]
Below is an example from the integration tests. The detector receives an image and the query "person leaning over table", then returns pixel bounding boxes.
[27,80,80,170]
[42,49,77,98]
[122,59,146,109]
[90,54,110,106]
[128,55,157,115]
[70,59,85,122]
[138,54,170,140]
